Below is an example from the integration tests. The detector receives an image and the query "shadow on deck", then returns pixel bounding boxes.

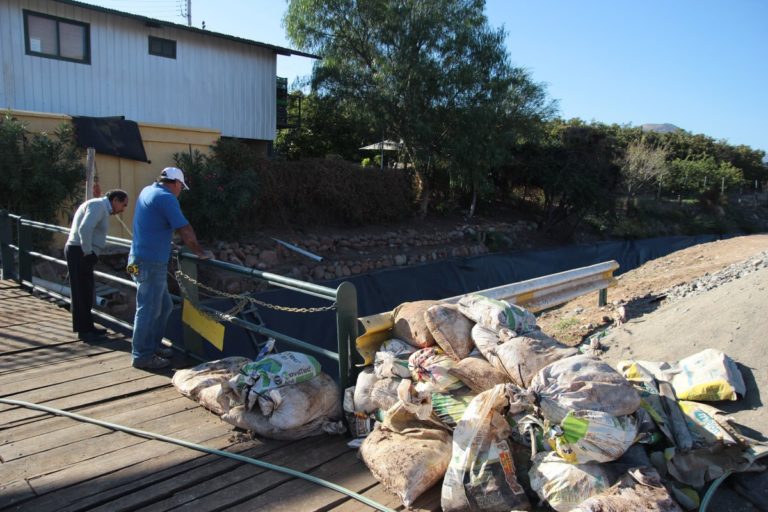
[0,280,439,512]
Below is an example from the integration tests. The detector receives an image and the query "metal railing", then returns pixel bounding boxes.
[356,260,619,365]
[0,210,358,391]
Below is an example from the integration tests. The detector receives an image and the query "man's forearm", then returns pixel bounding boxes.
[177,224,206,256]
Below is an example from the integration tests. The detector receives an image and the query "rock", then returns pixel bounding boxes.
[259,250,278,265]
[394,254,407,266]
[245,254,259,267]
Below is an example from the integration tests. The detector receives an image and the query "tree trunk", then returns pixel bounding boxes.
[468,185,477,219]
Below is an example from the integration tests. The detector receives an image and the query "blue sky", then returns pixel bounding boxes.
[82,0,768,153]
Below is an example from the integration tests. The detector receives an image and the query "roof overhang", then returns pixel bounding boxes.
[52,0,320,59]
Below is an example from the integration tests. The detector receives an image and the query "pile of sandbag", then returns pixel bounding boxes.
[347,294,765,511]
[172,351,344,440]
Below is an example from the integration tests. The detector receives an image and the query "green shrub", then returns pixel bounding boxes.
[0,113,84,223]
[174,140,415,239]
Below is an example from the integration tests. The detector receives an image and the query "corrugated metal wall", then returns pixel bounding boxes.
[0,0,277,141]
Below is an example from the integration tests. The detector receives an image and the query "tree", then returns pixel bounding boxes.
[510,121,620,232]
[620,139,669,207]
[284,0,552,217]
[0,113,83,224]
[665,156,744,199]
[275,91,380,161]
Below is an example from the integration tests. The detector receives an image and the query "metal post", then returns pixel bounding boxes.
[179,255,204,359]
[18,219,32,284]
[334,281,358,393]
[598,288,608,307]
[0,210,15,280]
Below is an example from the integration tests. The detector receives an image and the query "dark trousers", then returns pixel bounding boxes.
[65,244,96,333]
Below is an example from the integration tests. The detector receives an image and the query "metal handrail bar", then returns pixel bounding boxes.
[1,210,358,391]
[197,258,338,300]
[196,302,340,362]
[19,217,338,299]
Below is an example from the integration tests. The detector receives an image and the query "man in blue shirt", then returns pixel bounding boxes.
[66,190,129,340]
[128,167,212,370]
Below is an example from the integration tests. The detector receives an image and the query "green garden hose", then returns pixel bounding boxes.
[0,398,395,512]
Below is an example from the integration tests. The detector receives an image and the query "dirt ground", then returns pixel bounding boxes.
[538,234,768,440]
[537,234,768,344]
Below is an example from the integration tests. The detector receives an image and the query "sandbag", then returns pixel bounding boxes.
[549,410,638,464]
[353,367,377,413]
[408,347,462,393]
[256,373,341,431]
[228,352,320,410]
[494,329,579,387]
[573,467,683,512]
[458,294,537,334]
[222,405,345,440]
[197,383,238,416]
[448,355,511,394]
[618,349,746,401]
[508,355,641,424]
[529,452,614,512]
[360,423,452,508]
[470,324,506,369]
[353,367,403,415]
[431,386,476,429]
[442,384,530,512]
[172,356,251,399]
[425,303,474,360]
[392,300,438,348]
[373,350,411,379]
[678,400,737,447]
[220,373,343,440]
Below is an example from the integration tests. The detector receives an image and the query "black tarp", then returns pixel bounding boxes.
[71,116,149,162]
[164,233,730,372]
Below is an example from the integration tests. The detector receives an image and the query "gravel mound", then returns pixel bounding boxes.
[662,250,768,303]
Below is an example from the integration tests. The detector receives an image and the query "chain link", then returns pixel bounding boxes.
[174,269,337,314]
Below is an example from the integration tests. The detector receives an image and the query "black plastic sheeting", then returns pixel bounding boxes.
[166,233,729,371]
[71,116,149,163]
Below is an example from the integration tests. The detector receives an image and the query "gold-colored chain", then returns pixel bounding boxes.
[174,269,337,314]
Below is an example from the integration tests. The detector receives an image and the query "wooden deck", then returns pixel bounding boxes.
[0,280,439,512]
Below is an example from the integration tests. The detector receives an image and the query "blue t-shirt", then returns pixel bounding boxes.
[129,183,190,262]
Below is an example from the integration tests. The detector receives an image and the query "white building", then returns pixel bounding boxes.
[0,0,316,151]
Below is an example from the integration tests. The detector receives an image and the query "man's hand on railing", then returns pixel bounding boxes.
[198,249,215,261]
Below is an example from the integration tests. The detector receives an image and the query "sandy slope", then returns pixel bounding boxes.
[599,265,768,440]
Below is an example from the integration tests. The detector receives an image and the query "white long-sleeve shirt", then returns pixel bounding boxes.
[66,197,112,255]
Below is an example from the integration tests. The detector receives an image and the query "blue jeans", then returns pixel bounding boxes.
[130,259,173,363]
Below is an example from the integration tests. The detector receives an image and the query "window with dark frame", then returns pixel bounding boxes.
[148,36,176,59]
[23,10,90,64]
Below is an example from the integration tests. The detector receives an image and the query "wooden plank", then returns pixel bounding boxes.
[0,337,129,375]
[228,450,381,512]
[135,435,355,512]
[0,386,181,445]
[0,395,199,461]
[28,411,227,495]
[1,399,206,483]
[1,364,164,408]
[0,321,81,353]
[54,434,291,512]
[0,374,170,427]
[0,478,36,510]
[327,481,442,512]
[0,351,128,396]
[0,301,69,328]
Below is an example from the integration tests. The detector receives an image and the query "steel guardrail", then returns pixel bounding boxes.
[356,260,619,365]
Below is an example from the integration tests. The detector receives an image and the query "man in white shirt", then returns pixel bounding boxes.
[65,189,129,340]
